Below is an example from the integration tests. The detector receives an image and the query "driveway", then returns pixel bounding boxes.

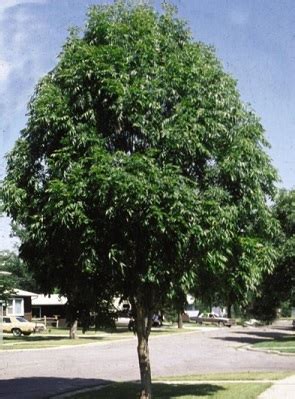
[0,326,294,398]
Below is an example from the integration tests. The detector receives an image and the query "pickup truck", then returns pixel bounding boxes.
[190,313,235,327]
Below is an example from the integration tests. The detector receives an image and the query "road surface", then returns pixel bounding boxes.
[0,326,294,398]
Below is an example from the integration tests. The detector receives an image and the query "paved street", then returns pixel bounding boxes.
[0,326,294,398]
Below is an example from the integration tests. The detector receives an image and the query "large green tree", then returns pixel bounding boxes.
[1,2,277,398]
[249,189,295,321]
[274,189,295,305]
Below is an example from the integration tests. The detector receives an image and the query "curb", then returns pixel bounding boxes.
[49,384,112,399]
[0,336,136,353]
[0,327,213,353]
[241,345,295,357]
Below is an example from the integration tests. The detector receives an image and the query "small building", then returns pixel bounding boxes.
[32,294,67,326]
[2,289,37,320]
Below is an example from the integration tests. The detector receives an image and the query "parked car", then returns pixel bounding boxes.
[115,309,163,331]
[184,310,200,320]
[114,309,133,330]
[244,318,264,327]
[115,314,132,328]
[190,313,235,327]
[2,316,46,336]
[127,314,163,332]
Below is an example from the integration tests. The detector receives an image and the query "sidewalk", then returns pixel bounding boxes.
[258,375,295,399]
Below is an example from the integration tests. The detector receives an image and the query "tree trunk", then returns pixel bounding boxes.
[227,304,232,318]
[136,305,152,399]
[177,310,183,329]
[69,319,78,339]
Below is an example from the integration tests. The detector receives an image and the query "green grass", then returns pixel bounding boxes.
[0,328,134,350]
[69,372,294,399]
[0,324,201,350]
[155,371,292,382]
[253,336,295,354]
[69,381,271,399]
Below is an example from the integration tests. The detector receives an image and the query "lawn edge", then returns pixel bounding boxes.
[0,326,214,353]
[244,345,295,357]
[49,378,274,399]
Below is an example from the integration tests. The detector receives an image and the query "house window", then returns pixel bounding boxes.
[6,298,24,316]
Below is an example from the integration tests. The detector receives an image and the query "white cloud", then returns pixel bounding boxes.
[0,0,49,159]
[0,4,47,96]
[0,0,47,88]
[0,0,45,13]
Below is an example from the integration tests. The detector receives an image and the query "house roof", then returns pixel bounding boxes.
[32,294,67,306]
[13,289,38,298]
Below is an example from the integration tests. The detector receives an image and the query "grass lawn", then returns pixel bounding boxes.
[68,373,292,399]
[0,329,134,350]
[0,323,202,350]
[70,382,270,399]
[154,371,292,381]
[252,335,295,354]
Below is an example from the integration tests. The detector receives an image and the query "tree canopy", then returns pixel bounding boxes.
[249,189,295,321]
[1,2,278,397]
[271,189,295,305]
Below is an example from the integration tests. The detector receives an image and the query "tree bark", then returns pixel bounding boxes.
[177,310,183,329]
[227,304,232,318]
[136,304,152,399]
[69,319,78,339]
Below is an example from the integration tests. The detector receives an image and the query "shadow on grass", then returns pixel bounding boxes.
[70,382,224,399]
[3,335,106,343]
[270,325,295,332]
[143,382,223,398]
[52,326,134,335]
[213,330,295,345]
[107,327,133,334]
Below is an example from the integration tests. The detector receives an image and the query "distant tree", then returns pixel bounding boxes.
[163,288,187,328]
[0,251,38,293]
[0,205,14,300]
[1,2,278,398]
[0,253,15,302]
[197,231,278,318]
[249,189,295,321]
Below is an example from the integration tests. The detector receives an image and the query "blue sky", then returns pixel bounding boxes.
[0,0,294,250]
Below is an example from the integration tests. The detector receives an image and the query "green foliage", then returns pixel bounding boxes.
[280,300,292,317]
[0,252,15,301]
[249,189,295,321]
[0,251,38,292]
[1,1,277,327]
[274,189,295,237]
